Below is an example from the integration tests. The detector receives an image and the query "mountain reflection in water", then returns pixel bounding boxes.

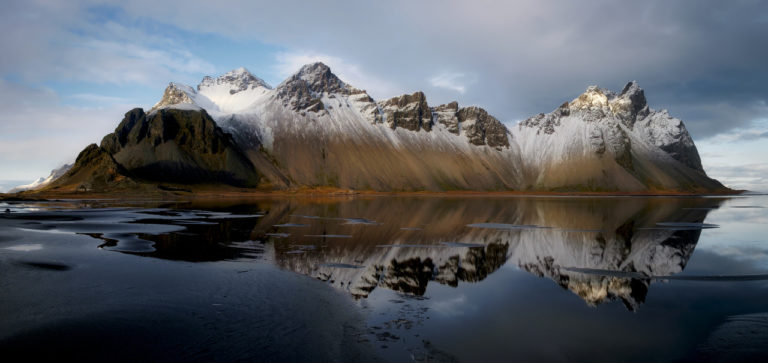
[62,196,723,311]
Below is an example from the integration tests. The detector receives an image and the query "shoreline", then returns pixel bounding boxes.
[0,187,746,202]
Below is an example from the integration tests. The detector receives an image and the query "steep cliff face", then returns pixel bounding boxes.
[456,106,510,149]
[98,108,261,186]
[378,91,433,131]
[43,107,278,192]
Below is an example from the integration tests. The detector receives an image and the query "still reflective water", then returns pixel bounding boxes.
[1,195,767,361]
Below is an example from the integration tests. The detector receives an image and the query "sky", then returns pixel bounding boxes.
[1,0,767,191]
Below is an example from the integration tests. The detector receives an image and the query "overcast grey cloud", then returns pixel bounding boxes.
[114,0,768,139]
[0,0,213,86]
[1,0,767,188]
[739,131,768,141]
[0,79,131,179]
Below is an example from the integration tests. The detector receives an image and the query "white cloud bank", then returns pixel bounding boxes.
[429,72,474,94]
[0,79,130,180]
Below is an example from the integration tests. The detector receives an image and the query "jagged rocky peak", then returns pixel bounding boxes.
[377,95,509,147]
[100,107,260,187]
[151,82,197,111]
[44,143,135,193]
[296,62,342,90]
[619,81,647,108]
[433,101,460,134]
[457,106,510,149]
[569,81,650,125]
[378,91,433,131]
[280,62,357,95]
[275,62,357,114]
[570,85,615,110]
[609,81,650,124]
[198,67,272,94]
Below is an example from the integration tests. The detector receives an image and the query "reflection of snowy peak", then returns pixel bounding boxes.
[266,197,717,310]
[284,240,510,299]
[512,224,700,310]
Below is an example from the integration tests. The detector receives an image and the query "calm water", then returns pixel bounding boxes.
[1,195,768,362]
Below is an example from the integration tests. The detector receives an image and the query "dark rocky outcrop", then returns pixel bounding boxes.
[456,106,510,149]
[46,108,265,192]
[275,76,326,113]
[275,62,356,114]
[45,144,136,192]
[613,81,650,125]
[100,108,261,186]
[433,102,460,134]
[379,91,433,131]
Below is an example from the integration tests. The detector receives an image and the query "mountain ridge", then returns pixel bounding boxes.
[27,62,729,194]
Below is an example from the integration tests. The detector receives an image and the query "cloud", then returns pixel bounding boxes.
[699,119,768,143]
[111,0,768,137]
[429,73,473,94]
[0,1,214,87]
[738,131,768,142]
[430,294,470,317]
[67,93,132,104]
[703,163,768,192]
[0,1,216,179]
[3,0,768,183]
[0,79,129,180]
[697,120,768,191]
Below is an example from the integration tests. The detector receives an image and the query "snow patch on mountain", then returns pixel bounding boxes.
[9,163,72,193]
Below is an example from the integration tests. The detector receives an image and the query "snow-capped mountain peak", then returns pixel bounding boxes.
[277,62,360,96]
[156,82,193,104]
[150,67,274,115]
[9,163,72,193]
[293,62,348,92]
[198,67,272,94]
[568,81,649,126]
[512,80,720,191]
[273,62,372,115]
[570,85,615,110]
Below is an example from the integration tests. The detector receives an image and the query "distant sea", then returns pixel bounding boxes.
[0,180,29,193]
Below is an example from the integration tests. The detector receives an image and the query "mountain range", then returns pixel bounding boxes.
[23,62,726,194]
